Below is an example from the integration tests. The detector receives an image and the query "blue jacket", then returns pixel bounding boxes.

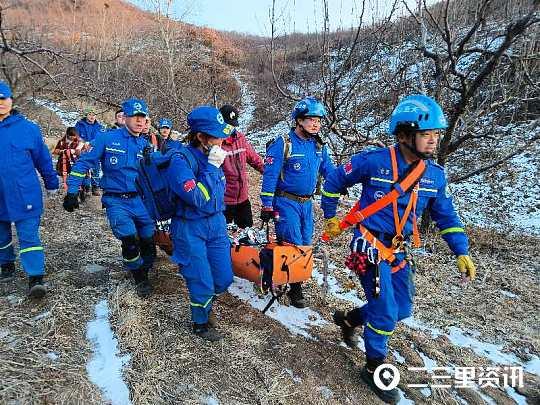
[67,128,149,194]
[162,138,183,152]
[74,119,104,143]
[166,146,226,220]
[0,111,58,221]
[260,129,335,207]
[321,145,469,255]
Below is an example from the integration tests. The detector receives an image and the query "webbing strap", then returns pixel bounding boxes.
[322,146,426,238]
[390,146,421,248]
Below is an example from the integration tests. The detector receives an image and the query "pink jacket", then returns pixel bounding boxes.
[221,131,264,205]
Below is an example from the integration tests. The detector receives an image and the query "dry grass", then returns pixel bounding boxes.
[1,162,538,404]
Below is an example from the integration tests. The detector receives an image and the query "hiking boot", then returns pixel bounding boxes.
[78,189,86,202]
[360,364,400,404]
[333,310,359,348]
[208,311,218,328]
[91,186,101,196]
[193,323,223,342]
[287,283,307,308]
[28,276,47,298]
[132,269,153,298]
[0,262,16,282]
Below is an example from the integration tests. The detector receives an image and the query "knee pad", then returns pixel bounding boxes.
[120,235,140,261]
[139,237,156,258]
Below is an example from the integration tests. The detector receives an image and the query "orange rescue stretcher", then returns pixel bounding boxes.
[230,224,329,312]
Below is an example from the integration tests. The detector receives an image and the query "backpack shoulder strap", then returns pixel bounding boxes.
[279,133,291,181]
[177,147,199,176]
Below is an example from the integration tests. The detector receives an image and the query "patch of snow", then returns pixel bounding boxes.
[311,267,366,307]
[446,326,540,376]
[0,328,9,339]
[500,290,519,299]
[229,277,328,339]
[475,388,497,405]
[317,386,334,400]
[393,350,406,364]
[33,98,79,127]
[402,317,442,339]
[47,352,59,361]
[33,311,51,321]
[5,294,22,305]
[84,264,108,274]
[201,394,220,405]
[397,389,415,405]
[420,387,431,397]
[284,368,302,383]
[86,300,131,405]
[233,73,256,131]
[504,386,527,405]
[249,120,290,154]
[418,351,438,373]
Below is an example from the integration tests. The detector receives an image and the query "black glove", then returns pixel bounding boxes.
[63,193,79,212]
[260,207,274,223]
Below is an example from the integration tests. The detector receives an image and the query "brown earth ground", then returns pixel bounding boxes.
[0,109,539,403]
[1,166,538,404]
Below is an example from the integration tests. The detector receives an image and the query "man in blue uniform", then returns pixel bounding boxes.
[321,94,476,404]
[63,99,156,298]
[75,107,105,195]
[166,106,234,341]
[260,97,335,308]
[0,81,59,297]
[158,118,181,151]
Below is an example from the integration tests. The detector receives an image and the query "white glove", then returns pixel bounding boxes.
[46,189,58,199]
[207,145,228,168]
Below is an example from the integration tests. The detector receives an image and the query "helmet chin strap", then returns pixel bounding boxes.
[298,121,319,138]
[403,135,433,160]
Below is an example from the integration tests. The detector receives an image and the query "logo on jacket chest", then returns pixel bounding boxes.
[293,162,301,171]
[379,167,391,176]
[374,190,385,200]
[110,156,118,165]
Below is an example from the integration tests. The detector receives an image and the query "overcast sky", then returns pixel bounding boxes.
[129,0,437,36]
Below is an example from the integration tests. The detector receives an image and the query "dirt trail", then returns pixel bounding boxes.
[2,168,538,404]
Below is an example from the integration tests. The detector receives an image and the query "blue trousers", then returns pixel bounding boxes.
[274,196,313,245]
[0,216,45,276]
[349,256,415,360]
[171,213,233,324]
[101,195,155,271]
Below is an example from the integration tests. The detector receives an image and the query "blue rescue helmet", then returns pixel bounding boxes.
[187,106,233,139]
[388,94,448,135]
[0,81,12,99]
[159,118,172,129]
[122,98,149,117]
[291,97,326,120]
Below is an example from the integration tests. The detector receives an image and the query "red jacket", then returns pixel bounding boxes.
[221,131,264,205]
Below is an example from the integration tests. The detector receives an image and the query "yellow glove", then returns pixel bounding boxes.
[324,217,343,239]
[457,255,476,281]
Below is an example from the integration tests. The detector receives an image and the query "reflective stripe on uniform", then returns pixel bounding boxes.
[0,241,13,250]
[19,246,43,254]
[418,187,437,193]
[260,192,274,197]
[70,171,86,178]
[367,322,394,336]
[123,254,141,263]
[197,183,210,201]
[190,296,213,308]
[370,177,393,184]
[105,147,126,153]
[440,227,465,235]
[321,188,340,198]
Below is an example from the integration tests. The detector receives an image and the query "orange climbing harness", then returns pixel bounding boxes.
[322,146,425,272]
